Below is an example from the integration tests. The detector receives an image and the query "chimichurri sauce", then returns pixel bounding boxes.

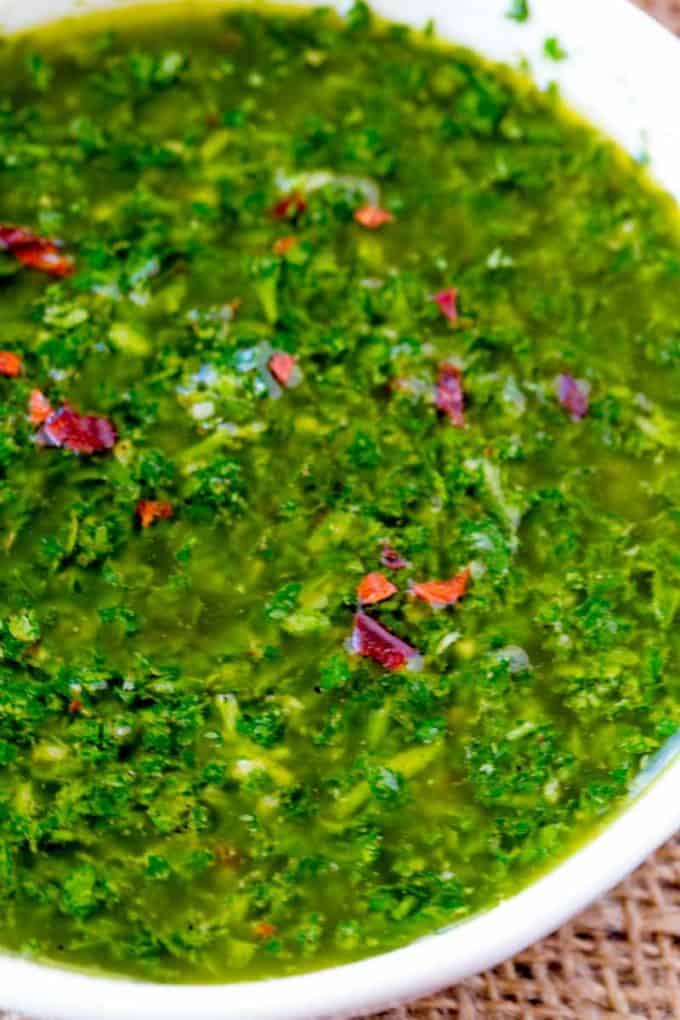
[0,1,678,983]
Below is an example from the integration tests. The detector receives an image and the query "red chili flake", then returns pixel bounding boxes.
[268,351,298,387]
[380,542,409,571]
[0,225,74,278]
[29,389,54,426]
[272,235,299,256]
[357,572,398,606]
[271,193,307,220]
[254,921,277,940]
[0,351,22,377]
[354,205,394,229]
[435,362,465,427]
[0,226,35,248]
[556,373,589,421]
[350,611,421,672]
[412,568,471,609]
[68,698,83,714]
[17,246,74,278]
[36,405,117,455]
[433,287,459,323]
[136,500,173,529]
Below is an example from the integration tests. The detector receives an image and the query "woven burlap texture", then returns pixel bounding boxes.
[1,4,678,1020]
[639,0,680,22]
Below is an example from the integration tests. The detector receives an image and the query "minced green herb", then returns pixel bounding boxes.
[506,0,530,23]
[544,35,568,61]
[0,0,677,984]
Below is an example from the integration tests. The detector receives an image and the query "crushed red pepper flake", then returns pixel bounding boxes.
[36,405,117,455]
[357,572,398,606]
[435,362,465,427]
[271,192,307,220]
[136,500,173,529]
[29,389,54,426]
[68,698,83,715]
[354,205,394,229]
[556,373,589,421]
[254,922,277,940]
[0,225,74,278]
[0,226,36,248]
[0,351,22,377]
[432,287,459,323]
[350,611,421,672]
[272,235,299,256]
[380,542,409,571]
[412,568,471,609]
[17,246,75,278]
[268,351,298,387]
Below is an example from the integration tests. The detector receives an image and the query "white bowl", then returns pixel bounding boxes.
[1,1,679,1017]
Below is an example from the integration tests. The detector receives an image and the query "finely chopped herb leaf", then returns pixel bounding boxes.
[506,0,530,22]
[0,1,677,985]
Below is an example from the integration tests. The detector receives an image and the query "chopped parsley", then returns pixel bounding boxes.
[506,0,530,23]
[544,35,568,61]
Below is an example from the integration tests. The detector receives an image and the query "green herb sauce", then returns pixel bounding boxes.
[0,1,678,982]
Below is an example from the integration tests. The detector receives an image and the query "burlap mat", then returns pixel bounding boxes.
[0,4,677,1020]
[639,0,680,22]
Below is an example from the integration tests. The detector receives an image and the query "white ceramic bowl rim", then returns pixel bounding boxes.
[0,1,679,1017]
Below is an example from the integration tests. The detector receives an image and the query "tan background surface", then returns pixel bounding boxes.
[0,3,678,1020]
[640,0,680,22]
[366,2,680,1017]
